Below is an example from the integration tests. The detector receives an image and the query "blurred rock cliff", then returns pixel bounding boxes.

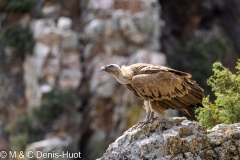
[0,0,239,160]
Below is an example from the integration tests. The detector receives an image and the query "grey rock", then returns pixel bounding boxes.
[26,137,73,160]
[87,0,113,10]
[57,17,73,30]
[119,17,144,45]
[0,13,6,29]
[39,28,62,46]
[133,2,163,50]
[24,42,50,108]
[98,118,240,160]
[41,4,61,18]
[84,19,105,39]
[60,31,78,49]
[128,49,166,66]
[31,19,56,40]
[58,50,82,90]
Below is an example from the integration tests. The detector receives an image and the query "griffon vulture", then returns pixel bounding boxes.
[101,63,204,122]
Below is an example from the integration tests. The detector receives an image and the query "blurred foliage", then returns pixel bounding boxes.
[196,60,240,129]
[30,89,79,128]
[6,89,78,151]
[1,26,35,56]
[171,37,230,95]
[6,114,44,151]
[6,0,34,12]
[126,103,142,128]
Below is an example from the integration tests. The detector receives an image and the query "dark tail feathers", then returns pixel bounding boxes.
[182,105,199,122]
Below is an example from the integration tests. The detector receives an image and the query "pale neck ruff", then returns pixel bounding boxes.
[113,70,132,84]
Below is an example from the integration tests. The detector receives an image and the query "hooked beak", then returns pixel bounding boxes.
[101,66,106,72]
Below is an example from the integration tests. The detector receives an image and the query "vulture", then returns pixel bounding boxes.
[101,63,204,122]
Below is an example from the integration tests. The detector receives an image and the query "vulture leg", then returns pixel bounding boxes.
[134,101,155,129]
[143,100,151,120]
[145,111,151,121]
[150,111,154,119]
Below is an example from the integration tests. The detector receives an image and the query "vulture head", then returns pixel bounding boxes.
[101,64,120,75]
[101,64,133,84]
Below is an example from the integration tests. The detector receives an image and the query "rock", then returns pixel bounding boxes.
[25,137,73,160]
[84,19,105,39]
[119,17,144,45]
[0,13,6,29]
[87,0,113,10]
[57,17,72,30]
[133,2,163,50]
[60,31,78,49]
[58,50,82,89]
[98,117,240,160]
[41,52,60,86]
[128,49,166,65]
[38,28,62,46]
[24,42,50,108]
[41,4,61,18]
[31,19,56,40]
[40,84,52,93]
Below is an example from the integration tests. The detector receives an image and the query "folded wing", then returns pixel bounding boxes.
[131,71,192,101]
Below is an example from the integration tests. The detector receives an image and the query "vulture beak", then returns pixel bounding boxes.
[101,66,106,72]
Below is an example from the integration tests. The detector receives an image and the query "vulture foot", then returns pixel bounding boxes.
[133,111,155,129]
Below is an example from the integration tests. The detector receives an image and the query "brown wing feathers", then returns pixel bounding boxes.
[127,64,204,120]
[131,72,192,101]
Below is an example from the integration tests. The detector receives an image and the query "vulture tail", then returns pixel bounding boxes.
[182,106,198,122]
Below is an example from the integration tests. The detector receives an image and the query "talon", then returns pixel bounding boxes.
[134,117,156,129]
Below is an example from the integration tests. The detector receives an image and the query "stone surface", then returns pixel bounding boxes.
[0,13,6,29]
[59,50,82,89]
[98,118,240,160]
[41,4,62,18]
[24,42,50,108]
[60,31,78,49]
[26,137,73,160]
[120,17,144,45]
[31,19,56,40]
[128,49,166,65]
[57,17,73,30]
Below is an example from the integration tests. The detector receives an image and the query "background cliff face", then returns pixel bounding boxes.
[0,0,239,160]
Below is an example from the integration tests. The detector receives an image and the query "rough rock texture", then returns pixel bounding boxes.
[98,117,240,160]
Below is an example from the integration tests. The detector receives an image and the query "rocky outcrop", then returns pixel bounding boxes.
[98,117,240,160]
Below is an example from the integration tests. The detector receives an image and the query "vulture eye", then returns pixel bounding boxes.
[108,65,114,68]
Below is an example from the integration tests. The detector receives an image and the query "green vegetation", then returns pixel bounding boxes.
[171,37,230,95]
[6,114,44,151]
[6,0,34,12]
[6,89,78,151]
[196,60,240,129]
[1,26,35,56]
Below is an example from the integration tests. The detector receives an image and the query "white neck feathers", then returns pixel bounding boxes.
[120,65,134,79]
[113,65,133,84]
